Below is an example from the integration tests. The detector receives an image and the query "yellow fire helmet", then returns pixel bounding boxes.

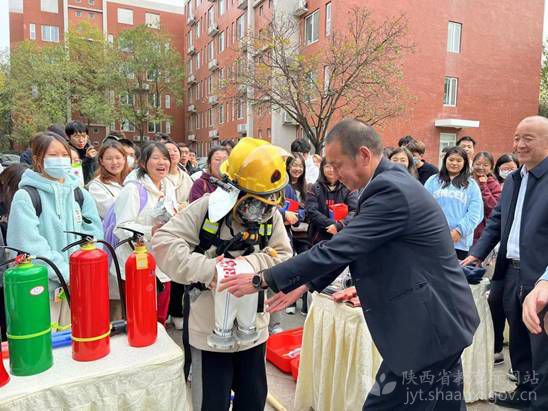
[220,137,290,195]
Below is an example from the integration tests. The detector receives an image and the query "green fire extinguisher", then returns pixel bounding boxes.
[0,247,70,376]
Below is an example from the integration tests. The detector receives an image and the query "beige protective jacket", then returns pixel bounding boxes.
[152,195,293,352]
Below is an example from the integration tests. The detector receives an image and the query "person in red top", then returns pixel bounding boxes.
[472,151,502,242]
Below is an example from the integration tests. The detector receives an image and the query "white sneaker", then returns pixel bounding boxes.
[285,307,296,315]
[269,324,284,335]
[172,316,184,330]
[494,351,504,366]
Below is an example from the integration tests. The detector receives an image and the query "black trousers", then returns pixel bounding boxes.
[190,343,267,411]
[488,280,507,353]
[168,282,185,318]
[363,353,465,410]
[503,266,548,409]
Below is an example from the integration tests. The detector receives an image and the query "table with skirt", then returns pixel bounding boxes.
[295,278,494,411]
[0,324,190,411]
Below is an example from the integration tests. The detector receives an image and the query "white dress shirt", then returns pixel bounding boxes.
[506,167,528,260]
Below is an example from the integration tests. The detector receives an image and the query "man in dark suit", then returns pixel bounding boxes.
[464,115,548,410]
[220,119,480,410]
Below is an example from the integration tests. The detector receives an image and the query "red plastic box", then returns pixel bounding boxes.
[329,203,349,221]
[266,327,303,373]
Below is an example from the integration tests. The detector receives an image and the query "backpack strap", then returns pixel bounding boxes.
[22,186,42,217]
[125,180,148,212]
[24,186,91,224]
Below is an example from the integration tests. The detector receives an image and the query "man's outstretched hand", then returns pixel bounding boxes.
[523,281,548,334]
[218,273,258,297]
[266,285,309,313]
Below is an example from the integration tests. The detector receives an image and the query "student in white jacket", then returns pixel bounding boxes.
[112,142,178,324]
[164,140,193,206]
[87,140,130,219]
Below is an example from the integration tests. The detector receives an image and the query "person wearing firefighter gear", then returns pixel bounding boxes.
[152,137,293,411]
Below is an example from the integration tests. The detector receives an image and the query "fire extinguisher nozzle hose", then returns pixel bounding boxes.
[97,240,127,321]
[35,256,71,306]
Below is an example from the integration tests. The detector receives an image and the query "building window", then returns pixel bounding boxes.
[89,12,95,19]
[120,93,134,105]
[147,69,159,81]
[305,10,320,45]
[149,93,160,108]
[447,22,462,53]
[107,34,114,44]
[29,24,36,40]
[75,10,82,17]
[237,15,245,39]
[166,121,171,134]
[40,0,58,13]
[195,20,201,38]
[88,0,95,5]
[439,133,457,166]
[207,76,213,94]
[148,121,161,133]
[208,41,215,60]
[208,7,215,27]
[208,109,213,127]
[219,31,225,53]
[196,52,201,69]
[443,77,458,106]
[117,8,134,25]
[219,0,225,16]
[165,95,171,109]
[219,104,225,124]
[121,120,135,132]
[146,13,161,29]
[259,5,263,16]
[236,98,245,119]
[325,3,332,36]
[41,25,60,43]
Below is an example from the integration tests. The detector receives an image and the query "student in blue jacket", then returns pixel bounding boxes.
[424,146,483,260]
[7,132,102,330]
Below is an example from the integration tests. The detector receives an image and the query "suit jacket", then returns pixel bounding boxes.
[265,158,480,375]
[470,157,548,285]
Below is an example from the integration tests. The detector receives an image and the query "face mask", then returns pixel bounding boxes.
[499,169,512,180]
[43,157,71,179]
[234,193,281,225]
[127,156,135,168]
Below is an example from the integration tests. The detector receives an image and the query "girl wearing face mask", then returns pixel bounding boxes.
[88,141,131,219]
[472,152,501,243]
[424,146,483,260]
[111,142,178,324]
[493,153,519,186]
[7,132,103,329]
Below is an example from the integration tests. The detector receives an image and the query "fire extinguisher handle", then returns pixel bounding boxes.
[34,256,71,306]
[96,240,127,321]
[0,257,17,268]
[114,238,135,251]
[61,238,90,252]
[0,245,30,256]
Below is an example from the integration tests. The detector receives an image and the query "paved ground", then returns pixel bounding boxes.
[167,306,516,411]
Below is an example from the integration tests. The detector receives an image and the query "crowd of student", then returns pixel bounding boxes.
[0,123,521,371]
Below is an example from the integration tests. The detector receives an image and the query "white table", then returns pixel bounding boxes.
[0,324,190,411]
[295,279,494,411]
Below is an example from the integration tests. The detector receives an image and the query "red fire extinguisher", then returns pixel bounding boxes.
[62,232,125,362]
[116,228,157,347]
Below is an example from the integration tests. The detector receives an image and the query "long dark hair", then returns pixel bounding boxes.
[494,153,519,184]
[286,153,307,201]
[137,142,171,179]
[388,146,418,178]
[318,158,339,185]
[0,163,29,216]
[438,146,470,189]
[96,140,130,185]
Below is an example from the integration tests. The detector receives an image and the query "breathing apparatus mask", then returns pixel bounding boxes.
[232,191,284,226]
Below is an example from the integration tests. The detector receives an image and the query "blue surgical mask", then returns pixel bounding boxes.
[44,157,71,179]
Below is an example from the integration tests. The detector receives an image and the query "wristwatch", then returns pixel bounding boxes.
[252,272,269,290]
